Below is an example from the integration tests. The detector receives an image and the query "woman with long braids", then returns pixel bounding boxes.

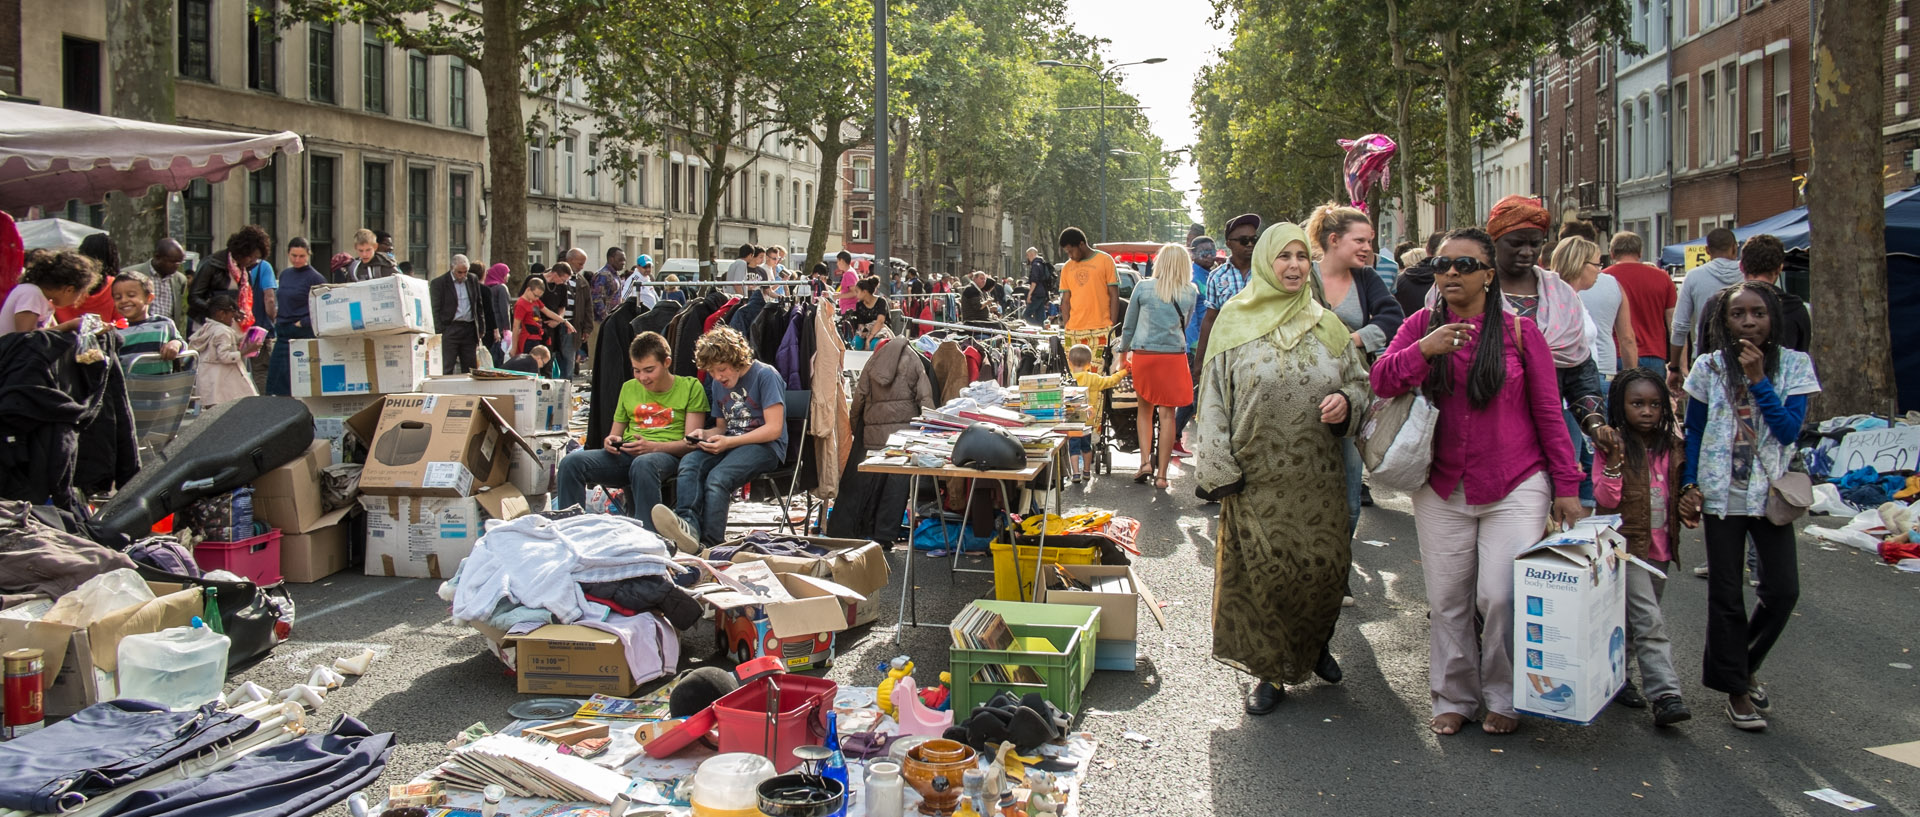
[1679,280,1818,731]
[1372,227,1585,736]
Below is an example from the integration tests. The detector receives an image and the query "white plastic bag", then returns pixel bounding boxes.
[1808,482,1857,518]
[42,568,155,627]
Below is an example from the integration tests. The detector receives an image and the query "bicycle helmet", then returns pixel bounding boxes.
[951,423,1026,471]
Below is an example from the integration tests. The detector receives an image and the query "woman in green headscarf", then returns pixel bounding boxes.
[1195,222,1373,716]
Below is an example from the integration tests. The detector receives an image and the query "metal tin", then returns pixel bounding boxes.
[3,648,45,740]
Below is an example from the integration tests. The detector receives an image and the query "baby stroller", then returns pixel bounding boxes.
[123,350,199,465]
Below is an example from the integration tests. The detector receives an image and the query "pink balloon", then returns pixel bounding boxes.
[1338,134,1398,213]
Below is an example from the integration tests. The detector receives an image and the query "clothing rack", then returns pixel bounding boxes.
[903,315,1058,386]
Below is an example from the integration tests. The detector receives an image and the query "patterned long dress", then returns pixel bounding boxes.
[1196,330,1371,684]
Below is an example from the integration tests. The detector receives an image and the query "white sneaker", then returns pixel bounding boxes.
[651,504,703,554]
[1693,564,1711,577]
[1341,596,1356,608]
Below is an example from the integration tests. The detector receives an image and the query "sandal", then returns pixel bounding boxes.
[1133,468,1152,483]
[1429,713,1467,735]
[1155,477,1170,490]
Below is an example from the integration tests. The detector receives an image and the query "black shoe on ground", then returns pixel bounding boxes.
[1359,483,1375,507]
[1245,682,1284,715]
[1652,695,1692,727]
[1615,680,1647,709]
[1314,648,1343,685]
[1748,676,1770,710]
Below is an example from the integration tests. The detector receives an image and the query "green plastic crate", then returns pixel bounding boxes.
[972,600,1099,691]
[949,601,1100,716]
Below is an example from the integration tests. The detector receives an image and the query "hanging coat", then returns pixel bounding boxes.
[809,296,852,499]
[588,299,643,448]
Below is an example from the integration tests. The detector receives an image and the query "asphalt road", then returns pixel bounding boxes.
[251,451,1920,816]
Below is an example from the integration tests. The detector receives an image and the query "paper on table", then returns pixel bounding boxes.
[1866,740,1920,770]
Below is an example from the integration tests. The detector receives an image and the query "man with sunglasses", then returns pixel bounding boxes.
[1192,213,1262,372]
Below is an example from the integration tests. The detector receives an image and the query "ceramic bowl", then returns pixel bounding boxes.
[902,739,977,816]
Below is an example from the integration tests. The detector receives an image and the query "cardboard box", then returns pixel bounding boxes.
[509,432,572,496]
[359,487,529,578]
[281,509,352,582]
[1514,522,1629,725]
[311,274,433,337]
[288,334,442,398]
[1034,563,1166,644]
[421,374,573,435]
[253,439,333,534]
[710,535,891,627]
[0,584,204,717]
[346,394,532,497]
[301,395,386,461]
[701,567,860,671]
[507,624,636,696]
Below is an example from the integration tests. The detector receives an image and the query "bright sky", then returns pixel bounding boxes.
[1062,0,1229,227]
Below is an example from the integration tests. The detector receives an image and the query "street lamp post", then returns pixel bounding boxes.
[1037,57,1165,244]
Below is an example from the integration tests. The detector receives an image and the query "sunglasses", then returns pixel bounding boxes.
[1431,256,1494,275]
[1227,236,1258,246]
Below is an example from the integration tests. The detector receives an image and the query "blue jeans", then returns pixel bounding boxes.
[555,448,679,523]
[1636,355,1666,374]
[263,318,313,396]
[673,442,783,546]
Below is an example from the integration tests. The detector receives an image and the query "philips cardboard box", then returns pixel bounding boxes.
[709,536,891,627]
[311,274,433,337]
[359,487,529,578]
[509,432,571,496]
[345,394,531,497]
[698,564,860,671]
[288,335,442,398]
[1514,521,1629,725]
[422,374,573,435]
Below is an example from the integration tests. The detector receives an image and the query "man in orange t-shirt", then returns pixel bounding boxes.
[1058,226,1119,360]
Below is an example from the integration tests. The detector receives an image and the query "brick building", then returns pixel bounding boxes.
[1885,1,1920,192]
[1533,17,1616,234]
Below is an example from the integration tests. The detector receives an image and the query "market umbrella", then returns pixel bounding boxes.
[0,105,303,212]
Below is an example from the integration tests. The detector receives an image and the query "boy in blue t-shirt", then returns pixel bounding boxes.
[111,270,185,375]
[554,332,708,524]
[652,326,787,553]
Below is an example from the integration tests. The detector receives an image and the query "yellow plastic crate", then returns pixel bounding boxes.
[990,539,1100,602]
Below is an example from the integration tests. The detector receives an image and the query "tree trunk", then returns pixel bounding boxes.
[480,0,527,274]
[104,0,175,250]
[1441,49,1476,228]
[809,128,850,269]
[1394,73,1419,245]
[1809,0,1895,414]
[697,145,723,268]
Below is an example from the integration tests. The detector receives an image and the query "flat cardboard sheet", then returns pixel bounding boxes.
[1867,740,1920,769]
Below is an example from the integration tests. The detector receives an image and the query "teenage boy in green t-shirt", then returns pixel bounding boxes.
[555,332,709,525]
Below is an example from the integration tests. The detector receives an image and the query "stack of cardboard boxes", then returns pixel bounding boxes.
[291,275,441,457]
[346,394,536,579]
[251,440,354,582]
[419,373,573,502]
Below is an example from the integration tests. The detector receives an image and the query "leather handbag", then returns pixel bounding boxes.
[1765,471,1814,526]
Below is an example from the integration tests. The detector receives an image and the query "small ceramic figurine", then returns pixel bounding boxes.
[1025,771,1058,817]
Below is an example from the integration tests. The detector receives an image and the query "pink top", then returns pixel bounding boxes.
[1591,446,1674,561]
[1370,309,1583,504]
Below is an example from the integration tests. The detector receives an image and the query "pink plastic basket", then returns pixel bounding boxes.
[194,530,283,585]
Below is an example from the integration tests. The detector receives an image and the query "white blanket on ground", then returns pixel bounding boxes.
[448,513,682,624]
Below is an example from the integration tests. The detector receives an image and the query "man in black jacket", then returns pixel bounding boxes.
[430,254,493,374]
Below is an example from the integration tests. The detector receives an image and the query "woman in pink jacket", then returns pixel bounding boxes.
[1369,227,1584,737]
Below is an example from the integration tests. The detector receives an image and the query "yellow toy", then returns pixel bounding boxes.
[876,656,914,719]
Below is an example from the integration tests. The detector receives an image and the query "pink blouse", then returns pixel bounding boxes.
[1369,309,1583,504]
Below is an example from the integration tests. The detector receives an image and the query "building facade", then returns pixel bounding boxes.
[1534,18,1616,235]
[19,0,489,271]
[1883,2,1920,191]
[1613,0,1674,245]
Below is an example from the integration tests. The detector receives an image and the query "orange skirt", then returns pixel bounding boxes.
[1128,351,1193,407]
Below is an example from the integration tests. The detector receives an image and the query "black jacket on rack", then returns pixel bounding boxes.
[672,292,728,376]
[750,302,791,365]
[632,300,681,339]
[588,299,644,448]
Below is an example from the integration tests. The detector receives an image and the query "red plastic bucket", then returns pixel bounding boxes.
[712,674,837,772]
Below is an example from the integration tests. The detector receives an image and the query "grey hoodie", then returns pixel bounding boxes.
[1670,256,1743,350]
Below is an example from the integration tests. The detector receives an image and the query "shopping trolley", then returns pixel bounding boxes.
[124,350,198,463]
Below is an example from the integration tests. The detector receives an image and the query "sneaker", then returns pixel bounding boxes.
[1615,680,1647,709]
[1359,483,1375,507]
[1693,564,1711,578]
[1341,596,1356,608]
[1724,700,1767,731]
[651,504,703,554]
[1170,443,1193,458]
[1747,675,1770,710]
[1652,695,1692,727]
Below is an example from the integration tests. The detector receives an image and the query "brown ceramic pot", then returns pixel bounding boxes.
[902,739,977,815]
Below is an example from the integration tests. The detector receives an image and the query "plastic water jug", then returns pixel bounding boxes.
[116,617,230,711]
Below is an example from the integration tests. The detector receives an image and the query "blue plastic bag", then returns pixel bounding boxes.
[912,515,998,553]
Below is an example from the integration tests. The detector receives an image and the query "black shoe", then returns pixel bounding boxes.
[1314,648,1343,685]
[1652,695,1692,727]
[1615,680,1647,709]
[1359,483,1375,507]
[1245,682,1284,715]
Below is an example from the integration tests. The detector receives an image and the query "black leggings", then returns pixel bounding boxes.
[1700,513,1801,695]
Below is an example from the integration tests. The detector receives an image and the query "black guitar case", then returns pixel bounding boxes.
[95,396,316,542]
